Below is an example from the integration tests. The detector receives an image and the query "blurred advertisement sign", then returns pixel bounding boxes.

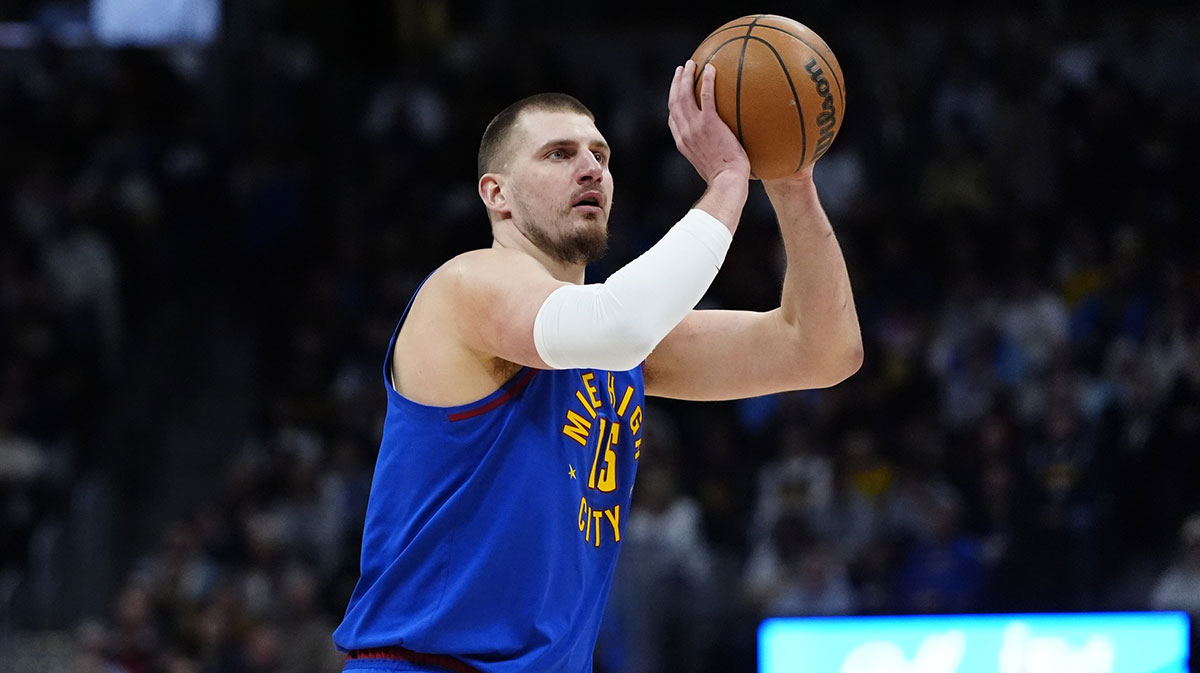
[0,1,219,47]
[92,0,219,46]
[760,612,1190,673]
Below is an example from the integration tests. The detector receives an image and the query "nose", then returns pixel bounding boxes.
[577,153,603,183]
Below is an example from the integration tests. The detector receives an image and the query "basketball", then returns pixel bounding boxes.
[690,14,846,180]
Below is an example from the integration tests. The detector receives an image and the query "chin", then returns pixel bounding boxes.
[559,225,609,265]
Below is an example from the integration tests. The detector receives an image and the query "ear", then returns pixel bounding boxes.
[478,173,509,218]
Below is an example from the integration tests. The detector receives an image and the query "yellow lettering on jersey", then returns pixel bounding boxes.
[596,423,618,492]
[581,372,602,409]
[562,410,592,446]
[577,496,622,547]
[616,385,634,417]
[634,438,642,460]
[588,418,608,489]
[589,419,619,493]
[604,505,621,542]
[607,373,616,407]
[574,391,597,419]
[591,509,604,547]
[629,406,642,435]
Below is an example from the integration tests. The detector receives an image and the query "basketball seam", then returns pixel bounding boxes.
[704,21,845,110]
[736,16,761,178]
[729,16,758,177]
[757,26,845,111]
[742,34,807,174]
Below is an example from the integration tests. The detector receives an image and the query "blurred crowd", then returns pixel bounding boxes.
[2,2,1199,672]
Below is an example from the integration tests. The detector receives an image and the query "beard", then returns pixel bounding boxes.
[520,211,609,265]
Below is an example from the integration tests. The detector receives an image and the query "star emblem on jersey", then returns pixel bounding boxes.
[569,464,577,479]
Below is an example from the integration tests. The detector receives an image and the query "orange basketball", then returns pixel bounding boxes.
[691,14,846,180]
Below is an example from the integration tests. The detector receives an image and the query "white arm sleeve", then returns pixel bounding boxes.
[533,208,733,371]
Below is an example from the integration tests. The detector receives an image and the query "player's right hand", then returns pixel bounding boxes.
[667,60,751,187]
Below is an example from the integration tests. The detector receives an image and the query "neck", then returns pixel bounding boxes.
[491,220,586,284]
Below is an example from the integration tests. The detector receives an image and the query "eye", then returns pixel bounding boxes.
[593,151,606,164]
[548,149,567,160]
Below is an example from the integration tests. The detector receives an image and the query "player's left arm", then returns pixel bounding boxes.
[643,167,863,400]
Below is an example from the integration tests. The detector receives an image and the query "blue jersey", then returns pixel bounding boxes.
[334,289,645,673]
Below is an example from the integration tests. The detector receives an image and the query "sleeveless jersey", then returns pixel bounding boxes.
[333,284,646,673]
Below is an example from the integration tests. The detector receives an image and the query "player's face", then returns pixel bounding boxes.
[504,110,613,265]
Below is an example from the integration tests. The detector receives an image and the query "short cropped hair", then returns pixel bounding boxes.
[477,93,595,178]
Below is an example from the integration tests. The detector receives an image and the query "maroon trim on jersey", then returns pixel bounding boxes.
[345,646,483,673]
[447,368,538,422]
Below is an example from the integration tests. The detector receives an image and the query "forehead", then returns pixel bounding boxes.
[512,109,606,152]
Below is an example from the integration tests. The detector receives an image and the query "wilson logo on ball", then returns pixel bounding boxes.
[804,58,838,160]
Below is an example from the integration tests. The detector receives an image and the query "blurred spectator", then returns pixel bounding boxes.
[608,415,718,673]
[40,189,125,375]
[883,453,963,548]
[72,618,129,673]
[839,427,895,510]
[239,621,283,673]
[953,408,1037,611]
[892,483,985,614]
[1149,513,1200,615]
[747,421,833,550]
[612,462,716,673]
[1022,373,1108,610]
[740,512,858,618]
[108,582,158,673]
[999,274,1069,382]
[277,563,343,673]
[811,442,878,571]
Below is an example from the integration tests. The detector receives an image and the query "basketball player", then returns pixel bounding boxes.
[334,60,862,672]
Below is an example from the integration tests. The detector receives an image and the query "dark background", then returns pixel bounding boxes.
[2,1,1199,671]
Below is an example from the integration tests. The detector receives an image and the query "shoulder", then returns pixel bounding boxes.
[430,248,551,293]
[441,247,548,276]
[425,248,564,320]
